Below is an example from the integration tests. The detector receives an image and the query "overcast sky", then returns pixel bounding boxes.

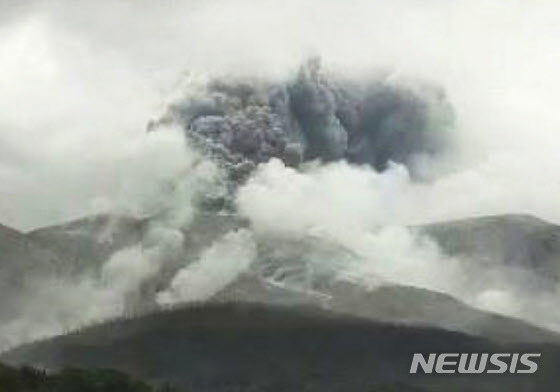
[1,0,560,230]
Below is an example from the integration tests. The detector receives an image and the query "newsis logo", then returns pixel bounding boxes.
[410,353,541,374]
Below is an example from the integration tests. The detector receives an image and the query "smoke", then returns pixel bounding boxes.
[236,158,560,331]
[237,159,465,293]
[0,246,154,350]
[157,229,257,305]
[2,0,560,345]
[151,59,453,182]
[3,0,560,228]
[0,128,226,351]
[3,0,560,227]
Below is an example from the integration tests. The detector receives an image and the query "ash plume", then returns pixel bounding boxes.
[3,0,560,353]
[151,58,454,181]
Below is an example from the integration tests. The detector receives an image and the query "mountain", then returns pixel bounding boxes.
[25,213,244,274]
[0,224,61,321]
[3,303,559,392]
[2,213,560,348]
[26,214,147,273]
[21,212,560,281]
[419,214,560,282]
[0,223,60,272]
[213,275,560,344]
[3,214,560,390]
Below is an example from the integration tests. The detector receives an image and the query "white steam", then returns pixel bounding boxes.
[157,229,257,305]
[2,0,560,228]
[0,129,224,351]
[1,0,560,345]
[0,246,154,350]
[237,159,466,293]
[237,159,560,330]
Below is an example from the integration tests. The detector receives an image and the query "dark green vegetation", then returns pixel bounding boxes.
[0,362,423,392]
[4,303,560,392]
[0,363,176,392]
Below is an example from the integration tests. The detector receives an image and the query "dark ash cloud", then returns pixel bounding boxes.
[151,59,455,180]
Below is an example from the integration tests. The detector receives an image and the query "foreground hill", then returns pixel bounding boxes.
[3,303,560,392]
[0,362,164,392]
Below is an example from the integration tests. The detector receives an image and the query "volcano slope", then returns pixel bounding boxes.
[2,213,560,349]
[419,214,560,283]
[21,213,560,283]
[0,223,62,323]
[212,275,560,345]
[2,214,560,391]
[3,303,560,392]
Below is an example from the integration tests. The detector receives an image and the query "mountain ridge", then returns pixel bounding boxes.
[3,302,559,392]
